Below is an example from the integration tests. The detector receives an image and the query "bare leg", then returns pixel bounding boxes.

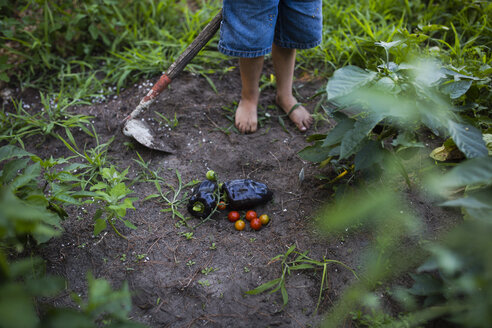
[236,56,264,133]
[272,44,313,132]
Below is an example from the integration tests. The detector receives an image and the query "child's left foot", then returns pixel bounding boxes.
[235,99,258,134]
[276,96,313,132]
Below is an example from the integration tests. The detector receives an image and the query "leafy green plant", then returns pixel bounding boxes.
[0,246,146,328]
[69,273,146,327]
[0,145,63,246]
[0,93,93,148]
[201,267,218,275]
[310,142,491,327]
[154,111,179,130]
[91,166,137,239]
[246,244,358,313]
[398,221,492,328]
[433,156,492,220]
[140,166,198,226]
[0,145,146,327]
[300,57,489,184]
[59,132,114,190]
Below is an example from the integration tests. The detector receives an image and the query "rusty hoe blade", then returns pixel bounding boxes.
[123,119,176,153]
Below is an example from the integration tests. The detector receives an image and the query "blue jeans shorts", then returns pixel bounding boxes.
[218,0,323,58]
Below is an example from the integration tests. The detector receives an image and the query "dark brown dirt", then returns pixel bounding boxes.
[9,64,462,327]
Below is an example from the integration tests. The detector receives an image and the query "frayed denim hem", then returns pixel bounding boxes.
[273,39,321,50]
[218,44,272,58]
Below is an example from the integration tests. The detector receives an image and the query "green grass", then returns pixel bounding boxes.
[1,0,490,106]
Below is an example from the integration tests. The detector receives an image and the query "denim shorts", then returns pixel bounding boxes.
[218,0,323,58]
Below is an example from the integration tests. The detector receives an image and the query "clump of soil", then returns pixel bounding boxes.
[10,64,461,327]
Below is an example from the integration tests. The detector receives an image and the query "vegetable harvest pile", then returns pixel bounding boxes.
[187,170,273,231]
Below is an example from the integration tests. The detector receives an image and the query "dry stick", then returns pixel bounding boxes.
[182,256,214,289]
[235,299,271,317]
[269,151,282,171]
[204,113,234,142]
[285,312,306,328]
[146,235,163,254]
[185,314,243,328]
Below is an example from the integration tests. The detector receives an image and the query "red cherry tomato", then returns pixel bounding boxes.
[245,210,257,222]
[217,201,227,210]
[235,220,246,231]
[228,211,240,222]
[250,217,262,231]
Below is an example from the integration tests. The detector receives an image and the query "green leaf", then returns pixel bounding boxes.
[0,284,39,328]
[340,113,383,159]
[53,193,80,205]
[447,120,488,158]
[88,23,99,40]
[408,273,443,296]
[10,163,41,191]
[144,194,160,201]
[1,158,29,184]
[322,118,355,147]
[0,145,32,162]
[42,309,94,328]
[110,183,131,199]
[285,244,296,257]
[123,219,137,230]
[298,141,337,163]
[93,208,103,220]
[440,80,472,99]
[374,40,404,50]
[245,278,282,295]
[0,72,9,82]
[441,197,492,210]
[354,140,386,171]
[441,187,492,221]
[85,273,132,321]
[90,182,107,191]
[26,275,65,297]
[94,218,107,236]
[280,281,289,305]
[326,65,377,100]
[290,264,315,270]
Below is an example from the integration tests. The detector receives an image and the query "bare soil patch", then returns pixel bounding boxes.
[11,64,462,327]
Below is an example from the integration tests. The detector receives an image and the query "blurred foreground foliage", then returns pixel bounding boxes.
[0,145,147,327]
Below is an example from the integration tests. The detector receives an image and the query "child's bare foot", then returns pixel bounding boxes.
[276,95,313,132]
[235,99,258,133]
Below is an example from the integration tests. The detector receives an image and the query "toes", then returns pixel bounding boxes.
[296,121,308,132]
[235,121,257,134]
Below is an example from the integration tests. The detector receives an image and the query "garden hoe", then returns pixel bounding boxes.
[122,10,222,152]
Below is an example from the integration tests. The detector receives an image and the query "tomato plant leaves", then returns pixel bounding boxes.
[447,120,488,158]
[438,157,492,189]
[354,140,386,171]
[298,141,338,163]
[322,118,355,147]
[326,65,377,100]
[340,113,384,159]
[441,80,473,99]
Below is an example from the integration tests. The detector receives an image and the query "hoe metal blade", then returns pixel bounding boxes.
[122,119,175,153]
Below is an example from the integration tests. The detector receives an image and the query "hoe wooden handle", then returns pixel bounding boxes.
[166,9,223,79]
[125,9,223,121]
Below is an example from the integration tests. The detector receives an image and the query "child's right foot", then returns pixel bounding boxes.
[276,95,313,132]
[235,99,258,133]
